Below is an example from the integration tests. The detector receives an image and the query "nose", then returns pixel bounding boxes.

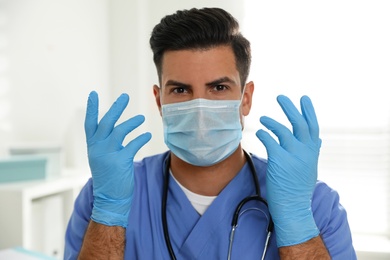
[191,86,210,100]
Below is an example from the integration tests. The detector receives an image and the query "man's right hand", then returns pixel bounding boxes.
[84,91,151,227]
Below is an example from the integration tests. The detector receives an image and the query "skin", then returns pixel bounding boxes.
[78,45,330,259]
[78,222,125,260]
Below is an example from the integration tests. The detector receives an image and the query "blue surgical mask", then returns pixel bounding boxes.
[162,98,242,166]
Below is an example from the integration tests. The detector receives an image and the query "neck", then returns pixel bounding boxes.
[170,145,246,196]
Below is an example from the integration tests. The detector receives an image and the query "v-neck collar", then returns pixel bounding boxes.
[166,163,253,259]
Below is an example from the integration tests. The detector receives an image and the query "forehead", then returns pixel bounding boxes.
[160,46,239,84]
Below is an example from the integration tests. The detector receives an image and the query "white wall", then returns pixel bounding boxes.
[1,0,111,168]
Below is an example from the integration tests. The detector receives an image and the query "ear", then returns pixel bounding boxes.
[153,84,162,116]
[241,81,254,116]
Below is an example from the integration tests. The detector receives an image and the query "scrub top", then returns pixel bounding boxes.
[64,151,357,259]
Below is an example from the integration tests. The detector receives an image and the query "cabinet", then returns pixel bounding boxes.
[0,170,90,259]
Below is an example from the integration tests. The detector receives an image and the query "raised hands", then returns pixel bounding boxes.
[256,95,321,247]
[84,91,151,227]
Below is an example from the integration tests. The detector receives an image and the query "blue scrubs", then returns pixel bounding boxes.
[64,151,356,259]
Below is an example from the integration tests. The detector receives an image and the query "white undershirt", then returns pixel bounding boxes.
[170,171,217,215]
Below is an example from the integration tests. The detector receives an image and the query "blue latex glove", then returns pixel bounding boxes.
[84,91,151,227]
[256,95,321,247]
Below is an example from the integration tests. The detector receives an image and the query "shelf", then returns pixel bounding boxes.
[0,170,90,258]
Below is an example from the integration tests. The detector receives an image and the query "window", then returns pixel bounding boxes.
[241,0,390,241]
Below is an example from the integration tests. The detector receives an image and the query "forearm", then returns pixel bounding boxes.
[79,221,125,260]
[279,235,330,260]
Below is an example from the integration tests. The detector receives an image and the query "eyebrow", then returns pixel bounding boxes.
[164,76,237,89]
[164,80,190,88]
[205,76,237,87]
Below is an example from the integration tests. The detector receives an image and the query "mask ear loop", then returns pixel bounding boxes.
[239,83,250,115]
[240,84,247,103]
[239,84,247,129]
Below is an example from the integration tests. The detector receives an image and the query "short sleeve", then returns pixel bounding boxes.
[64,178,94,260]
[312,181,357,259]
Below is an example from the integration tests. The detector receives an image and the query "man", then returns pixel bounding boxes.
[65,7,356,259]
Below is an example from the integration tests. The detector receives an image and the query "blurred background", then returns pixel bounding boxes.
[0,0,389,259]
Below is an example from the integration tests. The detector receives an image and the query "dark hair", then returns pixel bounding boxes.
[150,7,251,87]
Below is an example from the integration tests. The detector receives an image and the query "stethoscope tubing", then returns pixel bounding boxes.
[162,153,176,259]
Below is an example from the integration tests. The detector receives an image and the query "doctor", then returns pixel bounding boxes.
[65,7,356,259]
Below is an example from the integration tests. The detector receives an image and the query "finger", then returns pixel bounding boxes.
[123,132,152,158]
[300,96,320,142]
[277,95,311,143]
[260,116,294,149]
[112,115,147,144]
[85,91,99,141]
[94,93,130,140]
[256,129,280,156]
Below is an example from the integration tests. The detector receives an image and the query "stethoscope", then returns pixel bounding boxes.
[161,151,274,260]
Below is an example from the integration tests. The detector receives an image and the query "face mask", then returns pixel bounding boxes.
[162,98,242,166]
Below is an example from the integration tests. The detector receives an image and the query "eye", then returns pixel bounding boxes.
[213,84,229,91]
[172,87,188,94]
